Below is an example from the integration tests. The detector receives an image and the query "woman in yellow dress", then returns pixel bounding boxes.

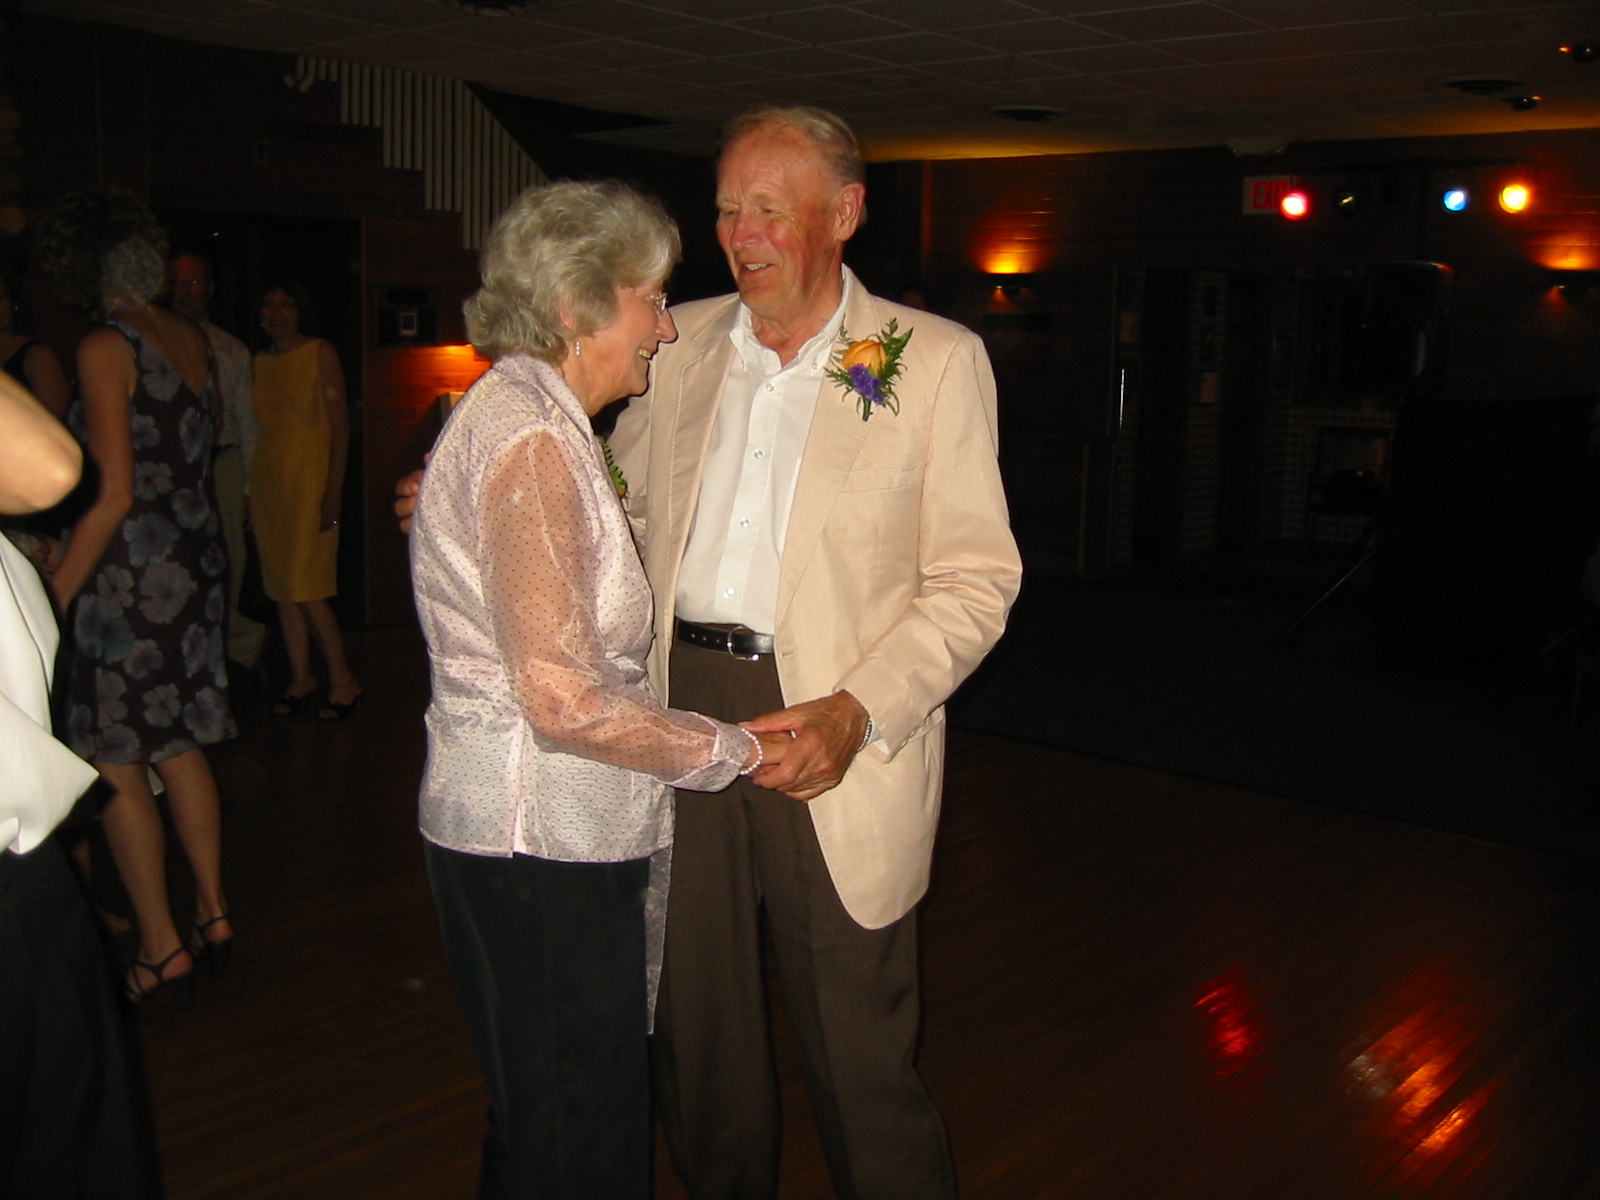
[250,284,361,718]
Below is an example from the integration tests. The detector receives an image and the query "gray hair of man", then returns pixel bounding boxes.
[465,179,681,363]
[101,236,169,310]
[720,105,866,191]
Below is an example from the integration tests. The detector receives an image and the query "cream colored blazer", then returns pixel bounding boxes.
[611,281,1022,929]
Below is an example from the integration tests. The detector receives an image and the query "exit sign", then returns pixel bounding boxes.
[1243,175,1300,215]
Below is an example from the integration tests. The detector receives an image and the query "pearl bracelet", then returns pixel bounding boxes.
[739,729,765,776]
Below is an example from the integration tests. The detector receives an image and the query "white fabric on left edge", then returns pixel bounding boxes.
[1,536,97,854]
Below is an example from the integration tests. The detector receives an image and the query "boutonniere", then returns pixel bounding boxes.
[598,434,627,499]
[826,318,913,422]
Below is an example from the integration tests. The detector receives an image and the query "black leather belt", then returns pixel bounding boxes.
[675,619,775,658]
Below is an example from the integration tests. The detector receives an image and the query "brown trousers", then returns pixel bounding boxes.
[652,641,956,1200]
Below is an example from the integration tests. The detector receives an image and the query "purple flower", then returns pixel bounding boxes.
[848,364,887,406]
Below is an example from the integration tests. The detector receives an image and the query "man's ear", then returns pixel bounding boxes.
[834,182,866,243]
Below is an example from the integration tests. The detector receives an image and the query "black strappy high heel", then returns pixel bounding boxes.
[186,913,233,980]
[127,945,196,1011]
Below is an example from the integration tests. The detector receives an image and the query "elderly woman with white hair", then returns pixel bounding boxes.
[409,179,789,1199]
[37,191,237,1010]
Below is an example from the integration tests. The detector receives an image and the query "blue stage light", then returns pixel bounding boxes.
[1442,188,1469,213]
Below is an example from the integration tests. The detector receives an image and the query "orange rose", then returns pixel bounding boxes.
[841,338,886,374]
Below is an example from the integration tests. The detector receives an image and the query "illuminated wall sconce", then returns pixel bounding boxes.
[1499,183,1532,213]
[1441,187,1470,213]
[987,272,1036,295]
[1279,189,1311,219]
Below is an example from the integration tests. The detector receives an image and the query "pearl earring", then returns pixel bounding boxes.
[573,338,582,357]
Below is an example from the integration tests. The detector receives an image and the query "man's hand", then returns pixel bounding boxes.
[741,690,870,802]
[395,465,425,534]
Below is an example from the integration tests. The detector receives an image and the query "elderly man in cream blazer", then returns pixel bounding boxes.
[610,105,1020,1200]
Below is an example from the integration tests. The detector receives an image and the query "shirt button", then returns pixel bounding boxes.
[766,383,775,391]
[739,517,750,528]
[724,587,736,597]
[753,449,764,459]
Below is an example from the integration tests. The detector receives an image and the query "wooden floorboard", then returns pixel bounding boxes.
[84,625,1600,1198]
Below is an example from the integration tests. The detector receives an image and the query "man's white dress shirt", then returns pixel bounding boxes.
[673,271,852,633]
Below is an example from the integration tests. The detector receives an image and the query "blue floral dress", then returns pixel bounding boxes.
[64,321,237,765]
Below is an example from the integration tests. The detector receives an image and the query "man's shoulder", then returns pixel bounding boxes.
[665,292,740,338]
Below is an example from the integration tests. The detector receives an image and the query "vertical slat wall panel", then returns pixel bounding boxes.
[300,56,546,249]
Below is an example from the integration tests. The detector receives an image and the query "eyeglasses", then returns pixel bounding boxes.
[634,288,669,315]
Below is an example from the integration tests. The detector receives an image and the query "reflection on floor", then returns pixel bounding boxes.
[96,626,1600,1199]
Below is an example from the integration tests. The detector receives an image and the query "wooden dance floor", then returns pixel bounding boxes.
[109,626,1600,1198]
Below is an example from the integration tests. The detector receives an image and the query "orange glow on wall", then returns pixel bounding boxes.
[980,247,1043,276]
[1537,247,1598,271]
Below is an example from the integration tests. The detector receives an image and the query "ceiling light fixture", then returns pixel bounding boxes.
[1505,94,1542,111]
[990,105,1062,124]
[1562,44,1600,63]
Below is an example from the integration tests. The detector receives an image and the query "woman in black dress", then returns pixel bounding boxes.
[38,192,237,1007]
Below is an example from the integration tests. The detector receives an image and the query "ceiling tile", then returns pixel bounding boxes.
[649,56,788,85]
[1110,63,1294,102]
[1212,0,1424,28]
[729,6,916,45]
[720,44,884,73]
[956,17,1122,54]
[285,0,454,30]
[634,0,818,18]
[647,22,801,56]
[1074,3,1268,41]
[332,30,484,63]
[442,18,607,49]
[1026,41,1193,72]
[204,6,385,42]
[927,55,1078,83]
[1163,29,1326,63]
[535,0,696,36]
[556,38,699,69]
[1293,15,1479,53]
[830,31,1005,64]
[848,0,1060,30]
[190,22,319,51]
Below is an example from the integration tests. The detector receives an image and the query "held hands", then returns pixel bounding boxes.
[742,729,795,776]
[740,690,871,802]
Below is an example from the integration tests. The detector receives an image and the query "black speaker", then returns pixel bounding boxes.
[1353,261,1453,394]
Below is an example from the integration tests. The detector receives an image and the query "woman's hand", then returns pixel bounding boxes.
[741,729,793,778]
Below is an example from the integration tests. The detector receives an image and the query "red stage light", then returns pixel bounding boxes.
[1279,189,1311,219]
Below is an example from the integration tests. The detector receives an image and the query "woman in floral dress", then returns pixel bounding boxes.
[39,192,236,1007]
